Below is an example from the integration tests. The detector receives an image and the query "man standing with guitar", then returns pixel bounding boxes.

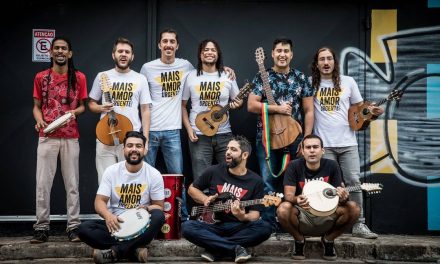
[182,39,243,182]
[311,47,383,239]
[277,134,360,260]
[89,38,152,183]
[247,38,314,232]
[182,136,272,263]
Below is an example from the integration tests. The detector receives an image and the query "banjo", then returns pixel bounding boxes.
[112,208,151,241]
[302,181,383,217]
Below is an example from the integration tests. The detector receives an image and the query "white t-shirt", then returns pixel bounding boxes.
[182,70,239,135]
[89,69,152,132]
[313,75,363,147]
[97,161,165,216]
[140,58,194,131]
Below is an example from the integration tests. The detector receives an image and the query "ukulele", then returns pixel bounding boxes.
[348,89,403,131]
[95,73,133,146]
[195,82,253,136]
[255,47,302,150]
[302,181,383,217]
[191,192,282,224]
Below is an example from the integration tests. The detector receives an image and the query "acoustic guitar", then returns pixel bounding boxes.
[255,47,302,150]
[348,89,403,131]
[195,82,253,136]
[302,181,383,217]
[95,73,133,146]
[190,192,282,224]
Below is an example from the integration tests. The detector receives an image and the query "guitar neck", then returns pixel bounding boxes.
[211,198,263,212]
[345,185,362,193]
[215,87,251,116]
[257,62,276,105]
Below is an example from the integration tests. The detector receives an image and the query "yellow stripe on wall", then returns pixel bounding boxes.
[371,9,397,63]
[371,120,398,173]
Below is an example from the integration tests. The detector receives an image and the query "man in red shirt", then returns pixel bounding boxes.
[32,36,88,243]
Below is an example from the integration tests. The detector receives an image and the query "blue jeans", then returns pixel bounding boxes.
[144,129,188,220]
[188,133,232,182]
[324,146,364,223]
[182,219,272,258]
[256,137,302,231]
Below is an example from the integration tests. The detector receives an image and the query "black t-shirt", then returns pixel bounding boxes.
[283,158,342,195]
[192,163,265,222]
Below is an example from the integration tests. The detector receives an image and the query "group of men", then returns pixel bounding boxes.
[31,28,384,263]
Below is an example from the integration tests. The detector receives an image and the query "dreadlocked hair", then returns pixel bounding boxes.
[45,36,77,106]
[311,47,340,95]
[196,39,224,77]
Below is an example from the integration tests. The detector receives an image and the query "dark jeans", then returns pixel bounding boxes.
[78,209,165,259]
[181,219,272,258]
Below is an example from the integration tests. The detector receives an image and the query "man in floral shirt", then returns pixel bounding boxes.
[32,36,88,243]
[247,37,314,232]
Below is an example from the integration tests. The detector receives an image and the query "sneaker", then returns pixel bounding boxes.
[291,239,306,260]
[200,250,215,262]
[234,245,251,263]
[93,249,116,264]
[321,236,337,261]
[352,222,378,239]
[30,230,49,244]
[135,247,148,263]
[67,227,81,242]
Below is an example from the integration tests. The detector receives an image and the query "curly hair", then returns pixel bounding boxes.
[311,47,340,93]
[196,39,224,77]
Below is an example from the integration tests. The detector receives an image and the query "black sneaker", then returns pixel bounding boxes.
[291,239,306,260]
[321,236,337,261]
[67,227,81,242]
[93,249,116,264]
[30,230,49,244]
[200,250,215,262]
[234,245,251,263]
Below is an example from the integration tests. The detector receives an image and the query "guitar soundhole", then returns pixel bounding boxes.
[362,108,370,115]
[108,118,118,126]
[212,112,222,121]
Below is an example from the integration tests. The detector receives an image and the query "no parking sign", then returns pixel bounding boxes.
[32,29,55,62]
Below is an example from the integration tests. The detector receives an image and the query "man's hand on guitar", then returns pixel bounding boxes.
[336,187,349,204]
[231,200,246,220]
[229,98,243,109]
[368,104,384,117]
[101,102,114,113]
[278,102,292,115]
[34,119,48,131]
[297,194,310,209]
[203,193,218,206]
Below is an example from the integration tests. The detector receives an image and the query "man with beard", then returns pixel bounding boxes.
[89,38,152,183]
[277,134,360,260]
[182,136,272,263]
[78,131,165,264]
[182,39,242,183]
[31,36,88,243]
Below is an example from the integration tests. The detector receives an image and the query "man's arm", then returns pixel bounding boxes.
[231,199,260,222]
[147,199,164,212]
[284,185,309,209]
[88,98,112,114]
[181,100,198,142]
[301,96,314,136]
[247,93,292,115]
[94,194,120,233]
[188,184,217,206]
[33,98,47,131]
[140,104,151,150]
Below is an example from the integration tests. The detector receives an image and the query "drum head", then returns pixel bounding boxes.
[113,209,150,240]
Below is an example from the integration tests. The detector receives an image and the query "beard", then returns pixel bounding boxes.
[226,155,242,168]
[114,58,132,70]
[125,151,143,165]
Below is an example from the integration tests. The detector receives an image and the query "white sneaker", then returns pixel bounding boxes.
[352,223,378,239]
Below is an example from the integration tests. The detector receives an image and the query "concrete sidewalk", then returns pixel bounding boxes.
[0,234,439,263]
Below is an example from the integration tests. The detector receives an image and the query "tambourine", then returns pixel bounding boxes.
[43,112,73,134]
[113,209,151,241]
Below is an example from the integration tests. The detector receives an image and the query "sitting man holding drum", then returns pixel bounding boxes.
[276,134,360,261]
[78,131,165,263]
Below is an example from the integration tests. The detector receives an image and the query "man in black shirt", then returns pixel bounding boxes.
[182,136,272,263]
[277,134,360,261]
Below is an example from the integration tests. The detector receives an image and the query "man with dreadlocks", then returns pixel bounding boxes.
[182,39,242,182]
[310,46,383,239]
[32,36,88,243]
